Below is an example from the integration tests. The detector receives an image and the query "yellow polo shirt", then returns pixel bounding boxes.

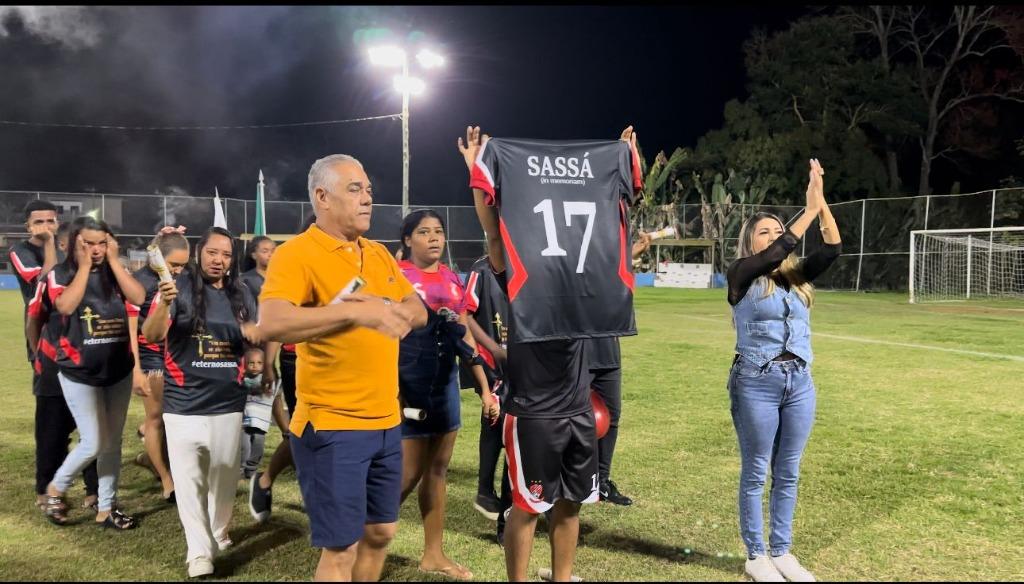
[260,224,414,432]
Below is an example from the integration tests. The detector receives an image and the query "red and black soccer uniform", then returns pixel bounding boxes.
[465,255,513,515]
[470,137,642,513]
[241,267,297,416]
[27,275,98,498]
[162,271,257,416]
[10,240,56,360]
[132,267,167,373]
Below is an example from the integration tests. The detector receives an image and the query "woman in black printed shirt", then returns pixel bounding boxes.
[143,226,262,578]
[41,217,145,530]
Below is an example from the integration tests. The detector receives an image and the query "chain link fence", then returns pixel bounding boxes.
[632,188,1024,291]
[2,188,1022,289]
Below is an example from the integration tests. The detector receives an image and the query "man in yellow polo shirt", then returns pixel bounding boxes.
[257,153,427,582]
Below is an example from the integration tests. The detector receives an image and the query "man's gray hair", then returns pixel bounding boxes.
[307,154,364,207]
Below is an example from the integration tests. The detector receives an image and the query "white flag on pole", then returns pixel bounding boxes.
[213,186,228,229]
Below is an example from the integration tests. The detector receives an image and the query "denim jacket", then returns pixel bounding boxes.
[732,282,813,367]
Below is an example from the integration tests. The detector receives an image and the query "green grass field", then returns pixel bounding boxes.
[1,288,1022,581]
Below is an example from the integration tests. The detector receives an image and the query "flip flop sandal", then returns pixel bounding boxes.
[98,509,137,530]
[43,495,69,526]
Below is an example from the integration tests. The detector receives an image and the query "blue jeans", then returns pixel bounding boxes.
[729,357,816,558]
[52,373,133,512]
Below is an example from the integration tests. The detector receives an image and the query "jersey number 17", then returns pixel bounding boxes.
[533,198,596,274]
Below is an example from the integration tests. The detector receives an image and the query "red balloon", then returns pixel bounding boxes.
[591,390,610,439]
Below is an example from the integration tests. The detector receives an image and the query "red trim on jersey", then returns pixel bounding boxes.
[9,250,42,284]
[46,271,66,303]
[138,332,162,354]
[469,141,497,205]
[164,351,185,387]
[27,281,46,319]
[59,336,82,366]
[629,139,643,193]
[126,301,140,318]
[282,343,296,353]
[237,361,245,384]
[39,338,58,362]
[498,218,529,302]
[478,344,496,370]
[617,200,635,292]
[464,271,481,314]
[34,358,42,375]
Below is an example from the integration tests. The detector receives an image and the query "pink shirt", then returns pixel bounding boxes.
[399,261,467,314]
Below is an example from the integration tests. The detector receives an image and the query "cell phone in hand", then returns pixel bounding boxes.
[329,276,366,305]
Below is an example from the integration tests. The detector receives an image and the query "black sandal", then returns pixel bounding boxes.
[43,495,69,526]
[98,509,137,530]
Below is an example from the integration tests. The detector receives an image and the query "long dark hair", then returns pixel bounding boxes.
[189,226,250,335]
[62,216,117,298]
[399,209,446,261]
[242,235,272,272]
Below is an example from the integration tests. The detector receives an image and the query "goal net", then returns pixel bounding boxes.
[909,227,1024,303]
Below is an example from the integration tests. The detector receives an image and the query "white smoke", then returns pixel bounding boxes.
[0,6,105,49]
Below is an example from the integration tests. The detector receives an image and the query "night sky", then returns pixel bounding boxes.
[0,5,807,206]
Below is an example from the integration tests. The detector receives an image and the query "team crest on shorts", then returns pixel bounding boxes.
[529,481,544,500]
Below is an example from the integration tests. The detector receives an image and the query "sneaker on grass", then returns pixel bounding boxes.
[248,471,272,523]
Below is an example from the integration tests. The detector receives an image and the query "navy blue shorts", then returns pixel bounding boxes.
[290,423,402,549]
[401,364,462,439]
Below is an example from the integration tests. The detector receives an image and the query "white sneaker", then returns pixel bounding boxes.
[770,553,816,582]
[745,555,786,582]
[187,557,214,578]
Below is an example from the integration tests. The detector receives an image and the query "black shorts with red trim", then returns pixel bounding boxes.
[503,411,600,514]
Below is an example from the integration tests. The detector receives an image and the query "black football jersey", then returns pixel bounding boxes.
[465,256,510,383]
[40,263,134,386]
[162,271,257,416]
[469,137,641,343]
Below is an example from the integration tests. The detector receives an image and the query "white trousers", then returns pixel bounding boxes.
[163,412,243,563]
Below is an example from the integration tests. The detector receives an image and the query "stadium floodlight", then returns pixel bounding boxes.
[416,49,445,68]
[392,75,426,96]
[367,45,406,68]
[368,43,445,216]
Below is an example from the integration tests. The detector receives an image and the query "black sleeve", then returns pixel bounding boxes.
[726,231,800,306]
[798,242,843,284]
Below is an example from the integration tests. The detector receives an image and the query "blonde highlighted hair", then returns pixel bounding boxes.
[736,212,814,308]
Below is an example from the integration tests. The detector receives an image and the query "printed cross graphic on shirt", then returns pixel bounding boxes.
[192,331,214,357]
[493,312,508,345]
[80,307,100,336]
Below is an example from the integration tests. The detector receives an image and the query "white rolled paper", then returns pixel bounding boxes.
[403,407,426,421]
[146,244,174,283]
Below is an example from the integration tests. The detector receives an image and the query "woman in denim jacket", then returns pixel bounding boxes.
[727,159,841,582]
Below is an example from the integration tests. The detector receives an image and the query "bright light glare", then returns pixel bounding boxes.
[368,46,406,67]
[393,75,426,96]
[416,49,445,68]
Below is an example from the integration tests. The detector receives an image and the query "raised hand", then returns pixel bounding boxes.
[105,234,120,263]
[457,125,489,172]
[74,235,90,267]
[157,279,178,306]
[619,125,637,151]
[805,158,824,213]
[29,223,53,242]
